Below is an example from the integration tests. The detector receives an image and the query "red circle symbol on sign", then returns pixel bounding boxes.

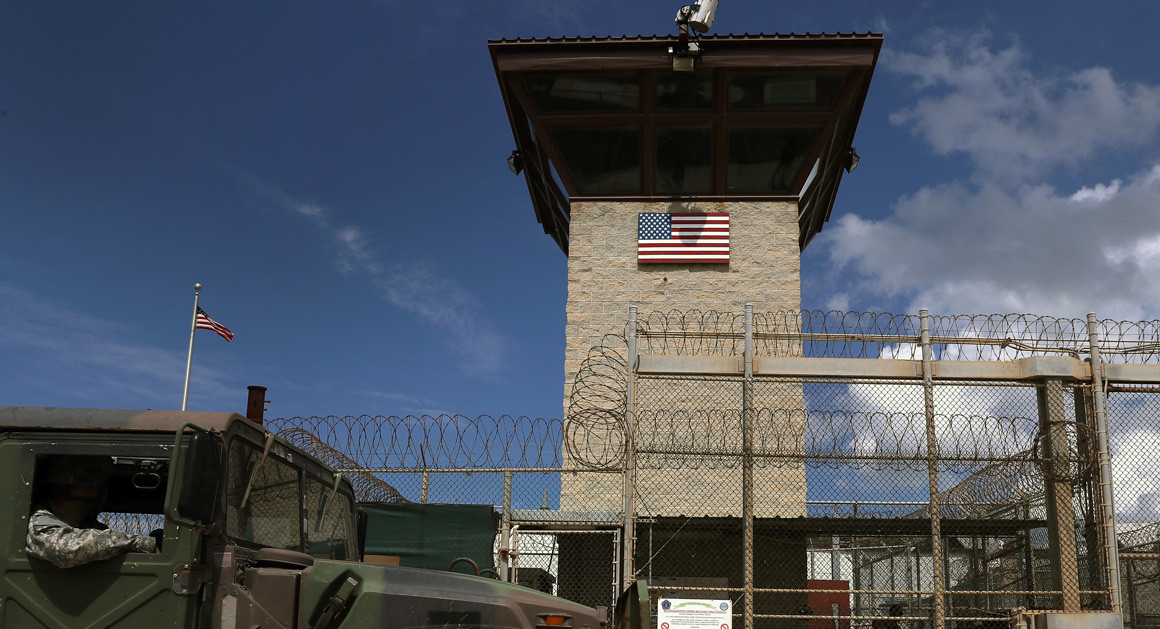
[722,624,730,629]
[661,623,669,629]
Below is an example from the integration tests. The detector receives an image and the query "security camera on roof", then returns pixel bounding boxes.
[689,0,719,32]
[676,0,718,33]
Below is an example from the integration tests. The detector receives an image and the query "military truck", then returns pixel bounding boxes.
[0,407,614,629]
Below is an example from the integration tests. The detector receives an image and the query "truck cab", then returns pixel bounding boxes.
[0,407,612,629]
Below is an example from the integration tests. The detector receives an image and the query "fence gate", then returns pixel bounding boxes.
[508,527,623,614]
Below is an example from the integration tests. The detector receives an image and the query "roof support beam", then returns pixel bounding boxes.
[635,354,1160,384]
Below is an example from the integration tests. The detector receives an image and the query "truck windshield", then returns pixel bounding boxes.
[224,434,357,559]
[226,438,302,550]
[305,473,357,560]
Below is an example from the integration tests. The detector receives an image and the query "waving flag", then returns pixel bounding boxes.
[638,212,729,263]
[196,307,234,342]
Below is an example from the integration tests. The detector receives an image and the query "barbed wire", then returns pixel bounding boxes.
[637,310,746,356]
[265,408,1095,479]
[261,309,1150,517]
[755,310,918,359]
[279,428,410,503]
[567,348,1097,474]
[905,455,1044,520]
[1119,522,1160,549]
[633,310,1160,362]
[265,414,567,471]
[261,310,1158,475]
[1119,522,1160,584]
[564,310,1122,477]
[564,333,629,470]
[629,408,1093,475]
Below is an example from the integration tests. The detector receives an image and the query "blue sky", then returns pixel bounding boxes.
[4,1,1160,422]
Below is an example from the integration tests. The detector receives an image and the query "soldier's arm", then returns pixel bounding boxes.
[26,510,157,569]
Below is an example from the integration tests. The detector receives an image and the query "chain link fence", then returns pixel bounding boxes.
[266,308,1160,629]
[264,412,626,608]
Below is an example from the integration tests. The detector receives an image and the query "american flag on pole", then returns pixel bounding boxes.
[196,307,234,342]
[637,212,729,263]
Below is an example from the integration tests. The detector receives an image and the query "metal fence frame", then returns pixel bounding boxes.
[610,307,1160,628]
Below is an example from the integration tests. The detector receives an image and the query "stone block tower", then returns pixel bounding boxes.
[490,33,882,517]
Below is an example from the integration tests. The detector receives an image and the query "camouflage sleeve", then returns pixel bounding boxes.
[26,509,157,569]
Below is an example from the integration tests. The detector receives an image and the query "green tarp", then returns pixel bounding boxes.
[360,503,498,575]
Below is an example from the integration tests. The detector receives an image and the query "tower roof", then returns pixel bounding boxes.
[489,32,883,254]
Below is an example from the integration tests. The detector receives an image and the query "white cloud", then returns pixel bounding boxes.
[0,286,234,409]
[295,203,326,218]
[839,362,1160,521]
[826,164,1160,320]
[238,175,508,376]
[1110,428,1160,521]
[886,31,1160,183]
[330,224,380,274]
[358,390,453,416]
[827,141,1160,512]
[1070,179,1121,203]
[375,263,506,374]
[845,378,1037,463]
[824,292,850,312]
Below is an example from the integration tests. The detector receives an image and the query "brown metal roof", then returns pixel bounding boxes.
[489,32,882,44]
[0,406,245,433]
[489,31,883,254]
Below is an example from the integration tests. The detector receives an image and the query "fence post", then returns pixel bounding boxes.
[1074,386,1107,594]
[853,532,861,619]
[920,309,945,629]
[622,306,638,592]
[420,443,430,504]
[1039,378,1081,610]
[502,470,513,582]
[743,303,754,629]
[1087,312,1122,613]
[1021,503,1037,608]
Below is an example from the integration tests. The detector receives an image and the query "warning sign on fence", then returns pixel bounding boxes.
[656,599,732,629]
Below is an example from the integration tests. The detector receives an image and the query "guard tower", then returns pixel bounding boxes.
[490,30,882,517]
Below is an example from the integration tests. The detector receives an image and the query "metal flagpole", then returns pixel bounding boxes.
[181,283,202,411]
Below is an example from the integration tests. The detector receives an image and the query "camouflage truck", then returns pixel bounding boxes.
[0,407,614,629]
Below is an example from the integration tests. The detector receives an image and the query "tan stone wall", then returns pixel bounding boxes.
[562,200,805,516]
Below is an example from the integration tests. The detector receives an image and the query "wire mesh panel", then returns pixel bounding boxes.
[629,375,1074,627]
[511,529,622,614]
[623,309,1143,629]
[1119,523,1160,629]
[1108,388,1160,629]
[103,512,165,536]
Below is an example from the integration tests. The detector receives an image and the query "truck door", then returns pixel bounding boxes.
[0,438,204,628]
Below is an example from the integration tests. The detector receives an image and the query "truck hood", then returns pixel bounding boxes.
[299,560,606,629]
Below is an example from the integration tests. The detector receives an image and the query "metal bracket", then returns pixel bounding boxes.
[311,576,359,629]
[172,563,212,596]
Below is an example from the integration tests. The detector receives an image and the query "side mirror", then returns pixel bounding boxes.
[176,431,224,524]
